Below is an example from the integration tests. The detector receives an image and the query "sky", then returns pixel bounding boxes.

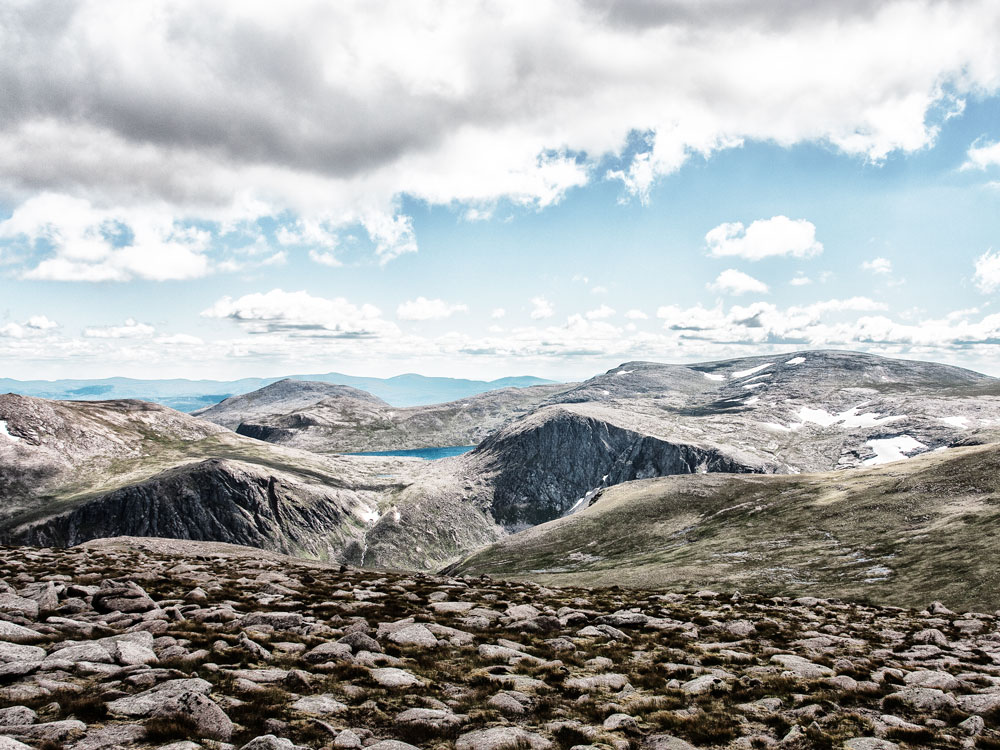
[2,0,1000,382]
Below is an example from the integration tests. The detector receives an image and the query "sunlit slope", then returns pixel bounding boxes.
[450,442,1000,611]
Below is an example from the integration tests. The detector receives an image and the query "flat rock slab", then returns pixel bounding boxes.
[0,621,43,644]
[456,727,552,750]
[371,667,425,688]
[388,624,439,648]
[292,694,349,716]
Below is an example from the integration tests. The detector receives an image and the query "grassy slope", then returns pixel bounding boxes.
[452,443,1000,611]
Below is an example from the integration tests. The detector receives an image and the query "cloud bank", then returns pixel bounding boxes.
[1,0,998,273]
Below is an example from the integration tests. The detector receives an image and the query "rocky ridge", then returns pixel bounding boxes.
[194,381,390,431]
[0,394,504,569]
[1,537,1000,750]
[201,384,571,455]
[5,351,1000,574]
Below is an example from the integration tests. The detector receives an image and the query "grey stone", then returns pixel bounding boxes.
[456,727,552,750]
[371,667,424,688]
[292,694,348,716]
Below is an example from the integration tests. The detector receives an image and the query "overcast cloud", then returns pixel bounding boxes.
[2,1,1000,379]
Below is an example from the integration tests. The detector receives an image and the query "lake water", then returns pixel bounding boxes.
[346,445,476,460]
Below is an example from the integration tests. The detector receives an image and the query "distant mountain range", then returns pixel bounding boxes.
[0,372,556,411]
[6,349,1000,609]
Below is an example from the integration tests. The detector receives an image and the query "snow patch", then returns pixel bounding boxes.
[743,382,767,390]
[614,369,634,376]
[744,396,760,406]
[939,416,969,428]
[732,363,773,378]
[0,421,20,442]
[601,390,610,396]
[761,422,799,433]
[357,506,381,525]
[862,435,928,466]
[702,372,725,381]
[797,406,904,429]
[785,356,806,366]
[392,507,402,523]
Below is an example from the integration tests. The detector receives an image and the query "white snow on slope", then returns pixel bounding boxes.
[743,382,767,390]
[761,421,800,433]
[615,369,634,376]
[785,356,806,365]
[732,363,773,378]
[744,396,760,405]
[703,372,725,381]
[862,436,928,466]
[797,406,904,429]
[939,416,970,428]
[0,421,20,442]
[357,506,381,524]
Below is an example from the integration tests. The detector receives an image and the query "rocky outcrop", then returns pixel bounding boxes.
[464,409,770,528]
[2,459,375,561]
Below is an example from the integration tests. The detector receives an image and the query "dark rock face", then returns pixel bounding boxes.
[471,411,768,528]
[4,459,363,560]
[235,422,294,443]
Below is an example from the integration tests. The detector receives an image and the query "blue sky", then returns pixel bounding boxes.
[1,1,1000,381]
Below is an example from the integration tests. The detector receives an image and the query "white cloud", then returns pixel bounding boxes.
[83,318,155,338]
[202,289,397,338]
[709,268,769,295]
[706,216,823,261]
[308,249,342,267]
[156,333,204,345]
[862,257,893,274]
[0,315,59,338]
[491,308,507,319]
[624,309,648,320]
[530,297,554,320]
[974,249,1000,293]
[2,194,211,282]
[397,297,468,321]
[0,1,996,274]
[591,285,608,295]
[26,315,59,330]
[789,275,812,286]
[962,139,1000,170]
[585,304,616,320]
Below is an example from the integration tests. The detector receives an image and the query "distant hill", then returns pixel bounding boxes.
[197,379,573,452]
[0,373,556,411]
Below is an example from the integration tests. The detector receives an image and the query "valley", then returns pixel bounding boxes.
[2,349,1000,609]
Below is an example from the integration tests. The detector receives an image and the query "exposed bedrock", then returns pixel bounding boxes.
[4,458,367,560]
[468,410,772,528]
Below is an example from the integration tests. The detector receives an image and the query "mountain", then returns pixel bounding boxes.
[448,440,1000,611]
[0,393,502,565]
[192,379,389,430]
[4,350,1000,576]
[437,350,999,530]
[0,372,556,412]
[200,381,573,453]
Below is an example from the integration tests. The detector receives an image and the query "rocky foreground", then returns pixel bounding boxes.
[1,539,999,750]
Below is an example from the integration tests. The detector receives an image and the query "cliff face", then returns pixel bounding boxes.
[3,459,376,561]
[464,409,771,528]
